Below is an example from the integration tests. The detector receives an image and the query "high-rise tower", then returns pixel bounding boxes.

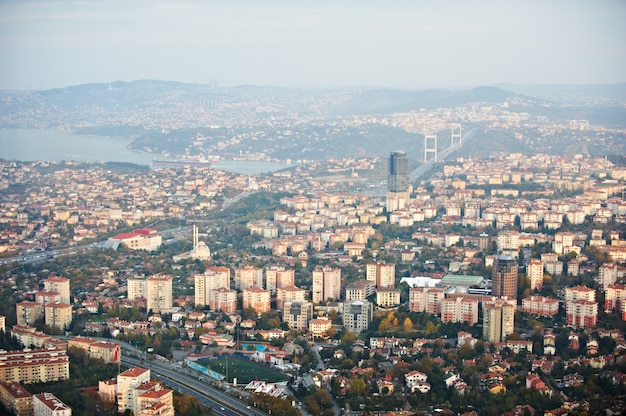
[492,256,518,298]
[388,151,409,193]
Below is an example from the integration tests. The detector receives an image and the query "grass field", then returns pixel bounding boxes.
[199,356,289,384]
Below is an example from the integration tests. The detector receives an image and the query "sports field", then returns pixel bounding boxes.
[199,356,289,384]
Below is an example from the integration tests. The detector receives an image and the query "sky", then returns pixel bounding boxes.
[1,0,625,91]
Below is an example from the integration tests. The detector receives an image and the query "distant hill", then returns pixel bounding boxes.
[332,86,530,114]
[1,80,624,161]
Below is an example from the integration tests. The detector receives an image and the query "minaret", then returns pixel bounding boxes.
[193,225,199,256]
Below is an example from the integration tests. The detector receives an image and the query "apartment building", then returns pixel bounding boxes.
[521,296,559,317]
[0,348,69,384]
[0,381,33,416]
[366,262,395,288]
[265,266,295,295]
[345,280,375,302]
[342,300,373,334]
[43,276,70,305]
[146,274,173,313]
[283,301,313,332]
[312,267,341,303]
[441,297,478,325]
[117,367,151,413]
[234,266,263,290]
[194,267,230,307]
[44,303,72,331]
[483,297,516,343]
[408,287,445,315]
[276,286,306,309]
[208,287,237,314]
[242,287,271,316]
[33,393,71,416]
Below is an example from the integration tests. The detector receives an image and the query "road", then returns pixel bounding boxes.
[122,355,266,416]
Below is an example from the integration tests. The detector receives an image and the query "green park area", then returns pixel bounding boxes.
[199,356,289,384]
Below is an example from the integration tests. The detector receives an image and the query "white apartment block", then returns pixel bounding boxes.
[33,393,71,416]
[276,285,306,309]
[408,287,445,315]
[194,267,230,306]
[117,367,150,413]
[43,276,71,305]
[235,266,263,290]
[376,288,401,308]
[366,262,395,288]
[146,274,173,313]
[312,267,341,303]
[441,297,478,325]
[527,259,544,291]
[265,266,295,295]
[483,297,516,343]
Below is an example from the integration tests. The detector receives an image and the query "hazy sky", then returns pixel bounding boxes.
[1,0,625,90]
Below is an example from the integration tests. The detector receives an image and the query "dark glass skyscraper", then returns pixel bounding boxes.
[388,151,409,193]
[492,255,518,298]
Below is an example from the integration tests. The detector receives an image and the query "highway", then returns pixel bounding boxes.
[122,355,266,416]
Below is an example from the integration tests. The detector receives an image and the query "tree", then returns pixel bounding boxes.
[403,317,413,332]
[349,378,366,396]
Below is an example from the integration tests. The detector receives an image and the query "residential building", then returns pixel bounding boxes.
[283,301,313,332]
[521,296,559,317]
[0,348,69,384]
[409,287,445,315]
[16,302,43,327]
[265,266,294,295]
[308,317,332,339]
[42,276,71,305]
[44,303,72,331]
[599,263,618,290]
[527,259,544,291]
[605,284,626,314]
[235,266,263,290]
[242,287,271,316]
[566,300,598,328]
[68,337,120,364]
[127,275,147,301]
[194,267,230,307]
[312,267,341,303]
[0,381,33,416]
[441,297,479,325]
[342,300,373,334]
[483,297,516,343]
[276,285,306,309]
[33,392,71,416]
[345,280,375,302]
[146,274,173,313]
[492,256,518,298]
[208,287,237,314]
[366,262,395,288]
[565,285,595,302]
[117,367,150,413]
[376,288,401,308]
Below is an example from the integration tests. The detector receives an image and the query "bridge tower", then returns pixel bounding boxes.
[450,123,462,147]
[424,135,438,162]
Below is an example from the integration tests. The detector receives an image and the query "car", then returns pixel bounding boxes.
[220,407,225,411]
